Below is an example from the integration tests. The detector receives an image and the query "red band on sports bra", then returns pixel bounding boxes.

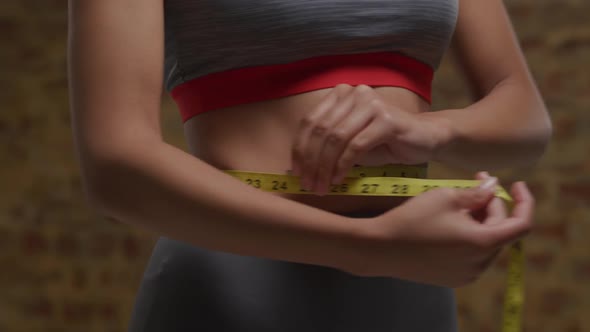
[171,52,433,123]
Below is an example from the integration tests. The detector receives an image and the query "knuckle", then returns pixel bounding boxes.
[337,157,353,172]
[292,145,304,159]
[437,187,456,200]
[337,157,350,169]
[327,130,347,145]
[368,97,386,110]
[471,190,487,203]
[379,111,395,125]
[302,157,314,169]
[349,139,367,153]
[301,116,315,127]
[312,124,329,136]
[335,83,352,92]
[355,84,372,95]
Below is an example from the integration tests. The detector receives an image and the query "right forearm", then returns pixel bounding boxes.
[85,140,366,271]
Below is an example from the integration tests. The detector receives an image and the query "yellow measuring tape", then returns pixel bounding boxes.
[224,164,523,332]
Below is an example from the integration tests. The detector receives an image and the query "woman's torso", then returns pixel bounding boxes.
[127,3,461,330]
[166,0,458,214]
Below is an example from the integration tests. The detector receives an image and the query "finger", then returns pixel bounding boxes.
[508,181,535,223]
[330,96,393,184]
[293,85,351,190]
[295,95,338,190]
[332,114,392,185]
[303,85,354,192]
[470,171,493,221]
[491,194,507,217]
[312,87,369,194]
[292,91,337,178]
[477,182,535,248]
[475,171,490,180]
[316,86,377,190]
[472,172,507,223]
[452,177,497,211]
[484,197,508,224]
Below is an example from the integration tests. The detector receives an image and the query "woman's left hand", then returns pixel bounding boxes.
[291,84,453,195]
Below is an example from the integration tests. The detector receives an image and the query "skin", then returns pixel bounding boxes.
[69,0,548,285]
[359,171,534,286]
[290,0,552,196]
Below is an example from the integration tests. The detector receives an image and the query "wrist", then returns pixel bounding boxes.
[328,214,377,276]
[419,110,459,162]
[336,211,401,277]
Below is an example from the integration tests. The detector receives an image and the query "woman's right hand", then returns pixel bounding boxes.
[351,173,534,288]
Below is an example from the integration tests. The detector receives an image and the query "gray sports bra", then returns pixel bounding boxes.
[163,0,459,92]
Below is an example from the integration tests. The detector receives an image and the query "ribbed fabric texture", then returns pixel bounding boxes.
[163,0,459,92]
[171,52,434,122]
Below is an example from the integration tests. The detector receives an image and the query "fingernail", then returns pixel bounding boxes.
[478,177,497,190]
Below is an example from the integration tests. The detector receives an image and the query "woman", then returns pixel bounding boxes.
[67,0,552,331]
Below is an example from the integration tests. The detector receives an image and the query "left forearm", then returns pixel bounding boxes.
[430,78,552,171]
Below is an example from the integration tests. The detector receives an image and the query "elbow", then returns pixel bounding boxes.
[520,106,553,167]
[504,77,553,167]
[76,134,160,216]
[81,163,124,218]
[73,126,163,219]
[537,114,553,153]
[527,84,554,163]
[533,100,553,155]
[77,148,139,218]
[523,130,551,168]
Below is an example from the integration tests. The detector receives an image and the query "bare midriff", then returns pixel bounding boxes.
[184,86,430,215]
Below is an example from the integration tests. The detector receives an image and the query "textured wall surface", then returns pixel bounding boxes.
[1,1,588,331]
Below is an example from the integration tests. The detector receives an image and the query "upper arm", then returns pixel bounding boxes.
[67,0,164,163]
[450,0,539,99]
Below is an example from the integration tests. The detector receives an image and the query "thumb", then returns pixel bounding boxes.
[452,176,498,211]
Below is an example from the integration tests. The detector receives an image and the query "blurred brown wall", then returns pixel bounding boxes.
[1,1,589,332]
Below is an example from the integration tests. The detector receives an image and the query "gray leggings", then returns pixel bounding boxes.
[128,211,458,332]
